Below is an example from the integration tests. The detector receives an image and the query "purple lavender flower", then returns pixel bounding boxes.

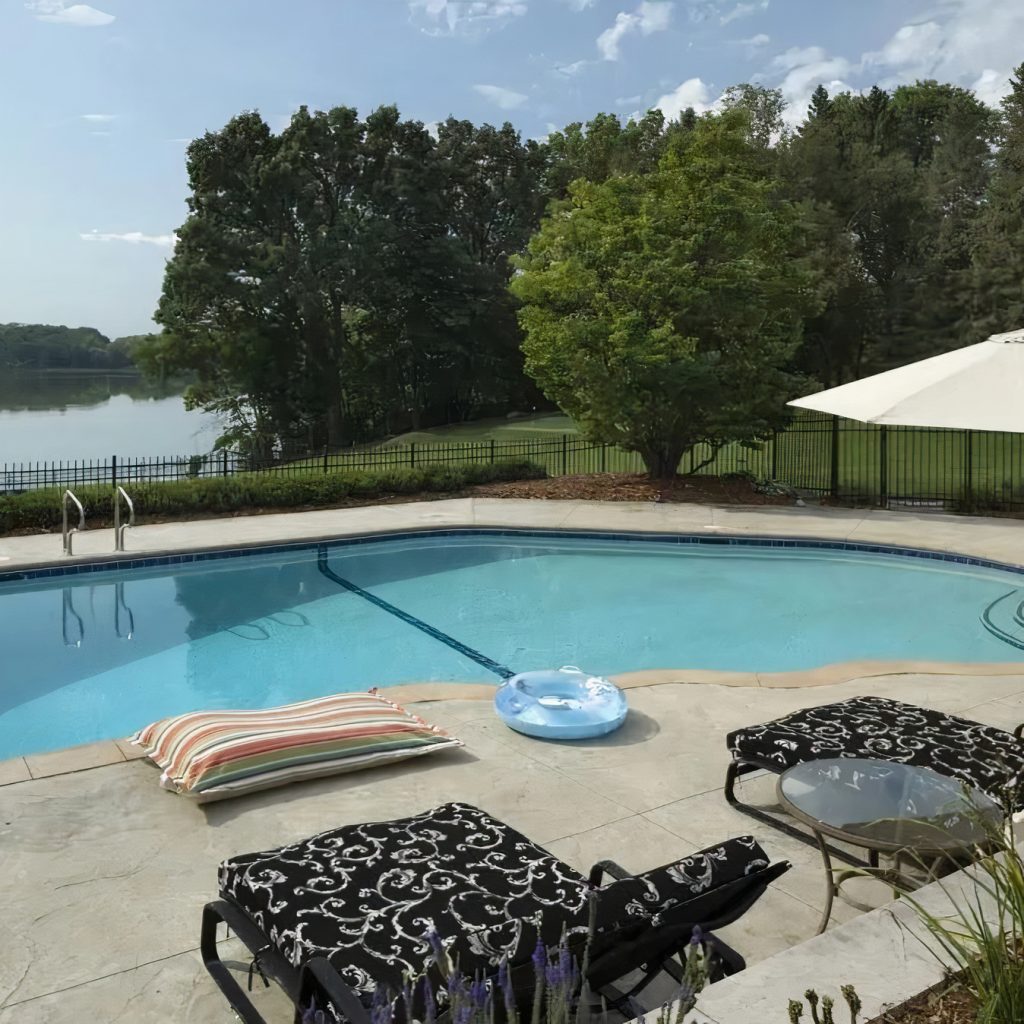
[370,986,392,1024]
[531,936,547,976]
[689,925,703,946]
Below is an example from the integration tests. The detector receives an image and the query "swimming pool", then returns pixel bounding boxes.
[3,530,1024,759]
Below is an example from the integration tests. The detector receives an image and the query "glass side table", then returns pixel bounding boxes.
[776,757,1002,933]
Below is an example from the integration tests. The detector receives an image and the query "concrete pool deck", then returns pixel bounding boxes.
[1,499,1023,1021]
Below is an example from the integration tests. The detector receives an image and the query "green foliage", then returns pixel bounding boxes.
[783,80,998,384]
[786,986,861,1024]
[512,109,815,480]
[152,106,548,456]
[0,323,135,370]
[0,461,545,534]
[968,64,1024,337]
[902,802,1024,1024]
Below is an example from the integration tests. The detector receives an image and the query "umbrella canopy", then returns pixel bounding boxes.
[788,328,1024,432]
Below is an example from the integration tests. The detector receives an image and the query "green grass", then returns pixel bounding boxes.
[287,412,1024,508]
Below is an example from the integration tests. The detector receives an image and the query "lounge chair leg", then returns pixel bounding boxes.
[723,760,869,869]
[200,903,270,1024]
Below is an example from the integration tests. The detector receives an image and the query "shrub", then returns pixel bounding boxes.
[0,460,546,534]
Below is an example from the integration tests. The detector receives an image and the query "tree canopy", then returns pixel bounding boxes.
[143,69,1024,464]
[144,105,548,456]
[512,111,815,479]
[0,323,135,370]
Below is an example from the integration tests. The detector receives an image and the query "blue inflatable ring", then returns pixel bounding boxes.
[494,666,628,740]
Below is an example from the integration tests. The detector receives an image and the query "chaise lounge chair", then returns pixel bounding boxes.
[201,802,789,1024]
[725,695,1024,854]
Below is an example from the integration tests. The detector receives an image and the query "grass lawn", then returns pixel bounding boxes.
[289,413,1024,509]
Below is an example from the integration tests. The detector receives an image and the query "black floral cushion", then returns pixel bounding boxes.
[219,802,773,1008]
[727,696,1024,807]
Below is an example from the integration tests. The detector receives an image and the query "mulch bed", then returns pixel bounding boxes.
[471,472,798,505]
[869,984,979,1023]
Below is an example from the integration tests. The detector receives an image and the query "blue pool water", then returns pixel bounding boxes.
[3,531,1024,758]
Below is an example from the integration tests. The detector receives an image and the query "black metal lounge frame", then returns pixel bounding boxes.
[201,803,789,1024]
[724,696,1024,866]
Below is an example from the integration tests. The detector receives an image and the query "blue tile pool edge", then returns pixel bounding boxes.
[2,526,1024,585]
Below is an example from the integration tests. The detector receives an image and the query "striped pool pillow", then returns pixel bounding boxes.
[130,692,463,802]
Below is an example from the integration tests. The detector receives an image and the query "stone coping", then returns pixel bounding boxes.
[685,845,1007,1024]
[5,658,1024,785]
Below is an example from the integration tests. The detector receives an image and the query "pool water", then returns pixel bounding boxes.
[2,532,1024,758]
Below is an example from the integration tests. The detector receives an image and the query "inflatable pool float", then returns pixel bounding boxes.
[494,666,628,740]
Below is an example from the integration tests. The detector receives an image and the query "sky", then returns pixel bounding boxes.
[1,0,1022,341]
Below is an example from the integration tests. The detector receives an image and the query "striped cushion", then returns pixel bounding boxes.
[130,692,463,802]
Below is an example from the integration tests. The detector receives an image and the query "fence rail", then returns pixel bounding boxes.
[3,414,1024,513]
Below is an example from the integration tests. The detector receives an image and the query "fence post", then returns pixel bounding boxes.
[111,454,117,492]
[770,431,778,481]
[323,445,329,475]
[878,426,888,508]
[411,443,416,469]
[490,439,495,465]
[964,430,973,507]
[600,444,607,474]
[561,434,568,476]
[222,449,229,478]
[830,416,840,499]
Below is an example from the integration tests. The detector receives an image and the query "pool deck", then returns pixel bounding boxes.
[2,499,1024,1022]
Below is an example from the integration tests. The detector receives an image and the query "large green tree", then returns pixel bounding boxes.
[512,111,815,480]
[783,81,996,384]
[146,105,548,454]
[969,64,1024,336]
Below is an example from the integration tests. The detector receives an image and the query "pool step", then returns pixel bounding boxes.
[980,590,1024,651]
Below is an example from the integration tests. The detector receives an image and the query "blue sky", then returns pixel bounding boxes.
[1,0,1021,340]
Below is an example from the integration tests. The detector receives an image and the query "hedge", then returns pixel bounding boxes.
[0,460,546,534]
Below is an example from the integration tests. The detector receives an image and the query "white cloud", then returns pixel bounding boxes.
[597,1,673,61]
[26,1,115,26]
[409,0,527,35]
[473,83,529,109]
[972,69,1011,108]
[768,46,854,126]
[862,1,1024,107]
[654,77,715,119]
[81,113,116,122]
[719,0,767,26]
[555,59,589,76]
[561,0,596,8]
[81,230,176,248]
[616,94,644,106]
[738,32,770,47]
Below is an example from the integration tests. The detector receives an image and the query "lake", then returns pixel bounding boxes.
[0,372,221,464]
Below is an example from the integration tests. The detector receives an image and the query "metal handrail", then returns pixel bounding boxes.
[114,486,135,552]
[62,489,85,556]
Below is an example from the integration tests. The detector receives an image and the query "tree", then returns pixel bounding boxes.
[511,111,814,480]
[783,79,996,383]
[969,64,1024,336]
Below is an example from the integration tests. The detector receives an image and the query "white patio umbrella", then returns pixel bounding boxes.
[788,328,1024,431]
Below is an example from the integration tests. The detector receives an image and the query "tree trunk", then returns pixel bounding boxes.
[641,442,686,481]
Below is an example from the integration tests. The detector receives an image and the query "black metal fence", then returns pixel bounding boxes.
[3,413,1024,512]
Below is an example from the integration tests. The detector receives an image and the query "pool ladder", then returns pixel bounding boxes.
[60,486,136,555]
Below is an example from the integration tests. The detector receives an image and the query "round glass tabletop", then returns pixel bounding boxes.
[777,758,1002,852]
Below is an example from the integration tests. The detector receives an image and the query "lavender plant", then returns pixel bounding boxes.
[302,924,711,1024]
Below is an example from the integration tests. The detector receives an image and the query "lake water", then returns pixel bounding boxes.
[0,372,221,464]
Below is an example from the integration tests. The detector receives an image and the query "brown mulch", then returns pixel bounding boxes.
[471,472,798,505]
[868,984,979,1024]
